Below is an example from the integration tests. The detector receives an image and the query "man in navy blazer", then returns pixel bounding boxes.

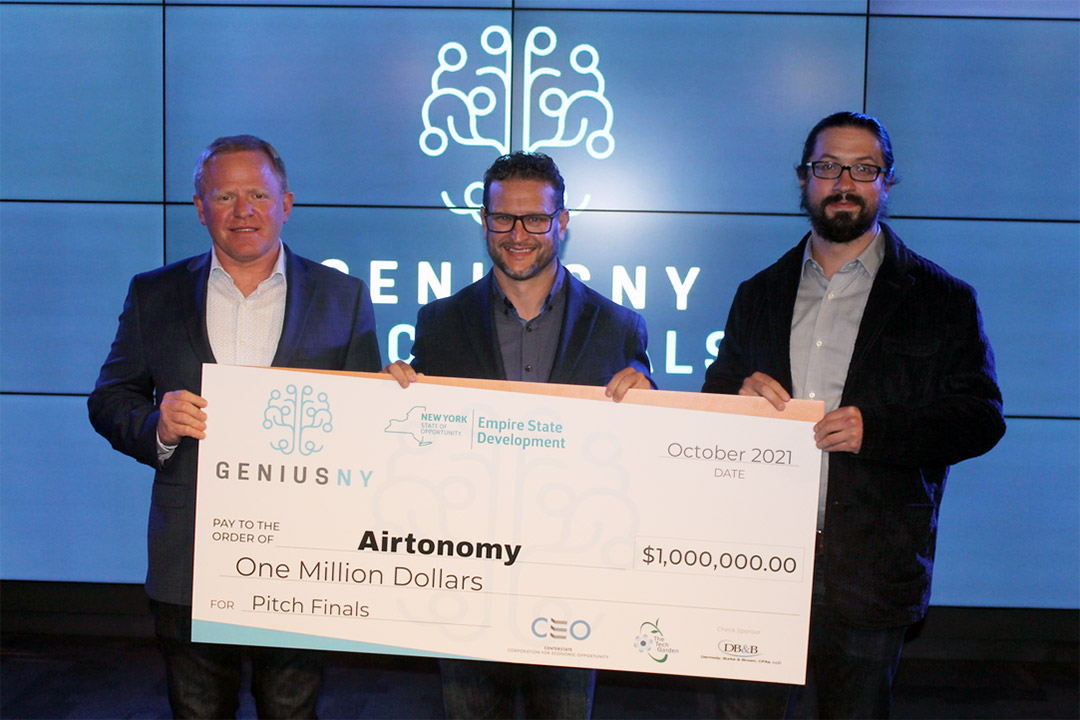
[89,135,381,718]
[387,151,653,719]
[704,113,1004,718]
[406,269,652,388]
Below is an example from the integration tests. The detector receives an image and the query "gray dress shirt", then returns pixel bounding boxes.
[492,265,567,383]
[790,231,884,529]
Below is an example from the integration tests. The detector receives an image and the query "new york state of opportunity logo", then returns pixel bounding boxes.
[420,25,614,221]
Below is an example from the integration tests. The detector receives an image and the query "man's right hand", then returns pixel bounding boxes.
[384,360,419,388]
[738,371,791,411]
[158,389,208,444]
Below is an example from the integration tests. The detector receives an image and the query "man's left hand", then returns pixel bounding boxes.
[605,367,653,403]
[814,406,863,454]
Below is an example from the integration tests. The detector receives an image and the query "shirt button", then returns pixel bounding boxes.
[827,293,835,300]
[524,365,533,373]
[816,340,823,347]
[240,340,247,346]
[526,325,532,332]
[808,392,816,399]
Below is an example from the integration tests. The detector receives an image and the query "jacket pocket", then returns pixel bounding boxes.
[881,337,941,357]
[151,481,186,509]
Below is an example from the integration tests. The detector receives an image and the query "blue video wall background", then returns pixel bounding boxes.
[1,0,1078,610]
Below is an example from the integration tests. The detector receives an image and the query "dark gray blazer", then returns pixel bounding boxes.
[89,245,381,605]
[411,268,653,387]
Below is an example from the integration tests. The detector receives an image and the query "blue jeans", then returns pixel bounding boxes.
[152,600,323,719]
[714,677,790,719]
[716,562,908,719]
[794,602,907,718]
[440,658,596,719]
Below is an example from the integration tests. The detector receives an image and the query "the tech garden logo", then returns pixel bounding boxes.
[420,25,614,222]
[263,384,334,456]
[634,619,679,664]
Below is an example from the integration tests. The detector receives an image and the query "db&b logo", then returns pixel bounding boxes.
[719,641,760,658]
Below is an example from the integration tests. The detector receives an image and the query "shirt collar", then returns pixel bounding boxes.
[802,227,885,279]
[210,242,287,286]
[491,261,566,317]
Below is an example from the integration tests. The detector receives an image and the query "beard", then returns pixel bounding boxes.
[801,187,883,244]
[487,235,558,282]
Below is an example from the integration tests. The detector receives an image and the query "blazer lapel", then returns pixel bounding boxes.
[846,227,915,383]
[179,252,215,364]
[271,245,313,368]
[548,271,598,384]
[768,238,806,392]
[460,273,505,380]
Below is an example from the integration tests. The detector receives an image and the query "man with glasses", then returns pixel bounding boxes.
[704,112,1004,718]
[386,151,653,718]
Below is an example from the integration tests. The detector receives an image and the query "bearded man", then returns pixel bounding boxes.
[704,112,1005,718]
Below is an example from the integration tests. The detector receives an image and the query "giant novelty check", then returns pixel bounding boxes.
[192,364,824,683]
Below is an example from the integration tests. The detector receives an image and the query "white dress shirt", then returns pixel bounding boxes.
[157,244,287,462]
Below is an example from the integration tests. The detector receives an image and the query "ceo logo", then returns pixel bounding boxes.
[420,25,614,223]
[262,384,333,456]
[532,617,591,641]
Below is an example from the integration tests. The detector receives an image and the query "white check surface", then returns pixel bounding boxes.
[192,364,823,683]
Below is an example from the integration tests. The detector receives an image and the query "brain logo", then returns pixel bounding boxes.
[420,25,614,223]
[262,384,333,456]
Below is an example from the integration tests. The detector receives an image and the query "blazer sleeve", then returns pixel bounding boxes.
[341,278,382,373]
[87,276,162,469]
[408,301,435,375]
[626,312,655,387]
[701,281,756,395]
[858,284,1005,468]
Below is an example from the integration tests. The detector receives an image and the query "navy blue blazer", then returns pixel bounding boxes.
[410,268,652,387]
[702,225,1005,628]
[88,245,381,605]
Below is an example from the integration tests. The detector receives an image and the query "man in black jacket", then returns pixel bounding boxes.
[387,151,653,718]
[703,112,1005,718]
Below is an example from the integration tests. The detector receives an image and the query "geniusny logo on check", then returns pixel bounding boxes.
[211,383,373,489]
[420,25,614,220]
[263,384,333,456]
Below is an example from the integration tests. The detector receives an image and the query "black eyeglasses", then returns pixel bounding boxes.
[804,161,886,182]
[483,209,562,234]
